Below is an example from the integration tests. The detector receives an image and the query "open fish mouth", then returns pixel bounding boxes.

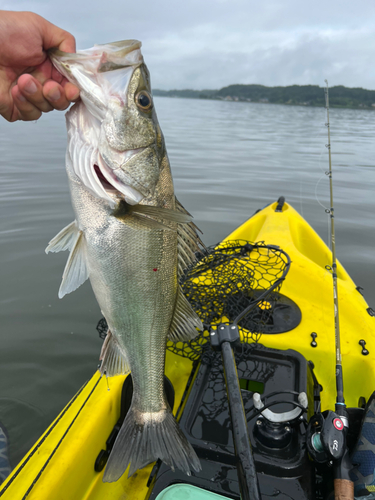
[72,146,145,206]
[95,151,145,205]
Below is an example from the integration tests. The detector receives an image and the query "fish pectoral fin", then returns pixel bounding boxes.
[168,286,203,342]
[99,330,130,377]
[45,220,79,254]
[116,212,174,231]
[58,229,89,298]
[113,201,193,230]
[131,204,192,224]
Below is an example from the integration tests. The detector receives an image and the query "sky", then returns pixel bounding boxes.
[2,0,375,90]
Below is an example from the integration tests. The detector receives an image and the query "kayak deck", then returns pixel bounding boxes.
[1,199,374,500]
[226,200,374,411]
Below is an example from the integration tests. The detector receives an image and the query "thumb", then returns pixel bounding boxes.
[34,14,76,53]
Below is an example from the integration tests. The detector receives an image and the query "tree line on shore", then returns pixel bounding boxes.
[153,84,375,109]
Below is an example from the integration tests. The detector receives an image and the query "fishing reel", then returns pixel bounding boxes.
[306,411,347,463]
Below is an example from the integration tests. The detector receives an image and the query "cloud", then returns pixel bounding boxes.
[3,0,375,89]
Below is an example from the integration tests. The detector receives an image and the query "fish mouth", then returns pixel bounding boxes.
[94,151,145,205]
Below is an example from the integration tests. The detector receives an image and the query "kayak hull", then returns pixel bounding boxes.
[1,200,374,499]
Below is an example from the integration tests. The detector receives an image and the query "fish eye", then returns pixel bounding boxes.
[136,91,152,111]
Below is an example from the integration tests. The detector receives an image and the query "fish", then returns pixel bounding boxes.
[46,40,203,481]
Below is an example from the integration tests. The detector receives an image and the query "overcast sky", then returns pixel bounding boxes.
[3,0,375,90]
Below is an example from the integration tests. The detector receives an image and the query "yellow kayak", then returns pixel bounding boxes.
[1,199,374,500]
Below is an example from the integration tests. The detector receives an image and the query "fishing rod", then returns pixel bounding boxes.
[324,79,345,413]
[324,81,354,499]
[306,81,354,500]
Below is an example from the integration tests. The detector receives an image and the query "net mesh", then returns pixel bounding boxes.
[166,240,290,360]
[96,240,290,361]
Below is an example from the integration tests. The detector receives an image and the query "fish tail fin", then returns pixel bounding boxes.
[102,407,201,482]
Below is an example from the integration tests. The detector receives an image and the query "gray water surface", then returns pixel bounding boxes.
[0,97,374,466]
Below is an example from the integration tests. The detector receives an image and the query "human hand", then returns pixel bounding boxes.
[0,11,80,122]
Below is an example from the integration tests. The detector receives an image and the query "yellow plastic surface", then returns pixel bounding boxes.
[225,201,375,411]
[2,200,374,500]
[0,352,193,500]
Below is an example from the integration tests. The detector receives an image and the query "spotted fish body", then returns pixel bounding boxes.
[46,41,202,481]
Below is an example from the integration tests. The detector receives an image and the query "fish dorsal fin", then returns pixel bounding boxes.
[45,221,79,254]
[58,229,89,298]
[99,330,130,377]
[168,286,203,342]
[175,197,206,277]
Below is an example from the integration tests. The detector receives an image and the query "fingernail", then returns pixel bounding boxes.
[18,93,26,102]
[24,80,37,94]
[48,89,61,101]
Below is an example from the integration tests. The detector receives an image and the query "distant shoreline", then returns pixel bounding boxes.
[153,84,375,110]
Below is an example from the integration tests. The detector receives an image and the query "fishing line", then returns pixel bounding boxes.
[313,173,332,249]
[314,173,329,211]
[299,179,304,218]
[299,105,327,220]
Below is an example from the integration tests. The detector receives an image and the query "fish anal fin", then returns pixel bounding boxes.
[45,221,78,254]
[168,286,202,342]
[99,330,130,377]
[58,230,89,298]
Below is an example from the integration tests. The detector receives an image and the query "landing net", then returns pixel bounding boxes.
[169,240,290,360]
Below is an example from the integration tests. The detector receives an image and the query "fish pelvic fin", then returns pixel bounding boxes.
[46,221,89,298]
[45,221,79,254]
[99,330,130,377]
[59,229,88,298]
[168,286,202,342]
[102,407,201,482]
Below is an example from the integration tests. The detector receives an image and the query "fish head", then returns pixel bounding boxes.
[50,41,165,206]
[98,63,162,204]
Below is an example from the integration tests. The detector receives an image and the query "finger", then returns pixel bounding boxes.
[62,81,80,102]
[33,15,76,53]
[11,86,42,121]
[29,58,54,86]
[17,74,54,113]
[42,80,71,111]
[51,65,64,84]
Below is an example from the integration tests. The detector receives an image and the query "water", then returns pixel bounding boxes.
[0,97,374,467]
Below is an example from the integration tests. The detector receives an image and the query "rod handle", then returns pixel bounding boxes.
[334,479,354,500]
